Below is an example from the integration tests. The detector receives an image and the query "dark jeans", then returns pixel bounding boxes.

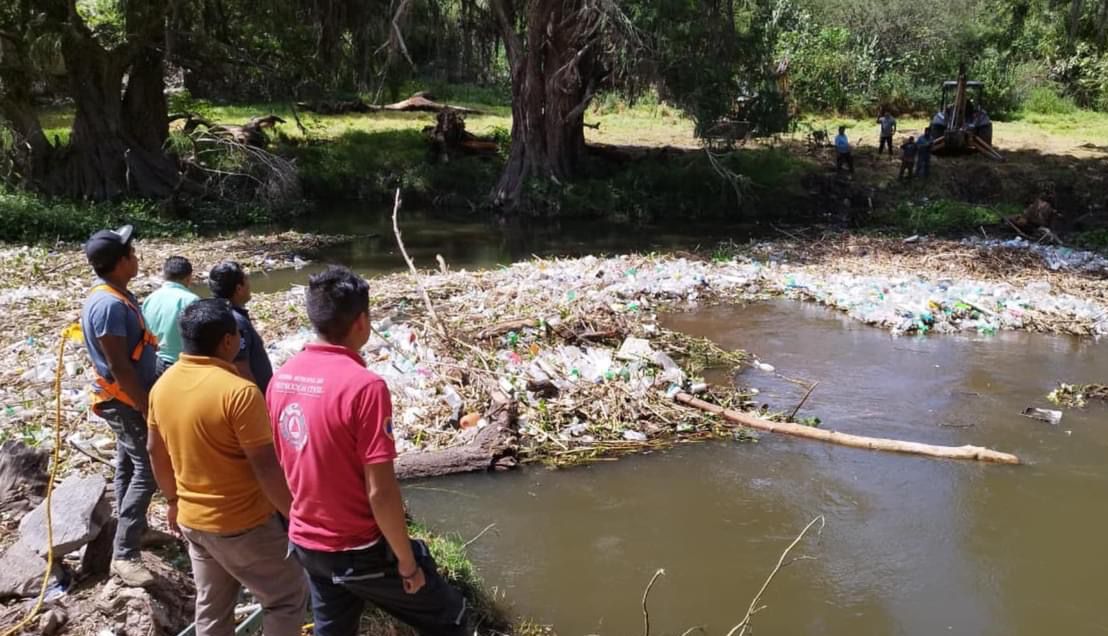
[879,136,894,155]
[835,152,854,173]
[898,159,915,179]
[916,153,931,177]
[293,539,466,636]
[153,357,173,381]
[97,400,155,561]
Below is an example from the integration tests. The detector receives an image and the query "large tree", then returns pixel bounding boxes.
[1,0,177,199]
[488,0,638,207]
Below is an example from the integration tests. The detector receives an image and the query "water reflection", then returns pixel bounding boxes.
[248,202,757,293]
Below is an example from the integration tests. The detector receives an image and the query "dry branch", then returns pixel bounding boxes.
[675,393,1020,464]
[641,568,665,636]
[391,189,448,338]
[727,515,826,636]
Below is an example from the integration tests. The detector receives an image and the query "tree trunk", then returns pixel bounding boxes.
[1068,0,1085,46]
[394,391,519,480]
[0,33,53,189]
[44,27,177,200]
[9,1,178,201]
[490,0,593,209]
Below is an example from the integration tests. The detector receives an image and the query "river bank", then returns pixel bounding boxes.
[2,231,1104,461]
[1,228,1105,634]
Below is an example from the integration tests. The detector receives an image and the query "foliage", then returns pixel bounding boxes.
[0,189,293,243]
[1023,86,1081,114]
[1073,229,1108,252]
[406,522,511,632]
[881,199,1016,234]
[773,0,1108,115]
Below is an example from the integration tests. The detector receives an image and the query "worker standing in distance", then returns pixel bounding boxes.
[147,299,308,636]
[877,110,897,157]
[142,256,199,380]
[931,109,946,140]
[834,126,854,174]
[915,127,933,178]
[971,107,993,145]
[898,136,917,180]
[208,261,273,392]
[80,225,159,587]
[267,266,467,636]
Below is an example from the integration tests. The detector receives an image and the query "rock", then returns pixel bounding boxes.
[0,441,49,517]
[88,555,195,635]
[19,474,108,557]
[0,539,48,598]
[38,607,68,636]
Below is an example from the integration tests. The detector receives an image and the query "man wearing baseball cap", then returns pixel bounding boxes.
[80,224,160,587]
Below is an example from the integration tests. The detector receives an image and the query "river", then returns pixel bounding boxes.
[249,204,759,293]
[404,300,1108,635]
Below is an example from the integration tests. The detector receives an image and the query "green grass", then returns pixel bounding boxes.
[1073,229,1108,252]
[878,199,1018,234]
[1008,108,1108,140]
[0,189,298,243]
[0,190,189,243]
[358,521,521,635]
[1022,86,1080,115]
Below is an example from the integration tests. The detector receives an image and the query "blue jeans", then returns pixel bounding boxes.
[293,539,466,636]
[916,153,931,177]
[97,401,155,561]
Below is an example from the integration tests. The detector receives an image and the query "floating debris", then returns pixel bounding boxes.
[1021,407,1064,425]
[1047,383,1108,408]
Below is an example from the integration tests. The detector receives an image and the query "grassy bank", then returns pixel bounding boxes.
[0,190,308,243]
[361,521,552,635]
[10,90,1108,242]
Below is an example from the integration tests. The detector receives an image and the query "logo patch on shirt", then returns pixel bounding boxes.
[384,417,394,441]
[278,403,309,451]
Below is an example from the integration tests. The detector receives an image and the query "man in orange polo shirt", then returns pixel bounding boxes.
[147,299,307,636]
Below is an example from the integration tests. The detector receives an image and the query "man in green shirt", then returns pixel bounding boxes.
[142,257,200,379]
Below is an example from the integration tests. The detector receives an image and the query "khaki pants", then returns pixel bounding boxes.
[181,515,308,636]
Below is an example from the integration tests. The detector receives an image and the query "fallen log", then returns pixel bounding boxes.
[476,318,539,340]
[395,391,519,480]
[675,393,1020,464]
[384,94,481,114]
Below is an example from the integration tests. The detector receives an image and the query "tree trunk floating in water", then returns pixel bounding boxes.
[675,393,1021,464]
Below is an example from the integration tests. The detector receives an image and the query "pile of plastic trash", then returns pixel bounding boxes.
[5,241,1107,454]
[772,269,1108,335]
[964,238,1108,273]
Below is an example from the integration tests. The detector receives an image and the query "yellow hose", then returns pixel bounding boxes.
[1,330,69,636]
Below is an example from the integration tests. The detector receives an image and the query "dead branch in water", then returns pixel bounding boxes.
[675,393,1021,464]
[787,381,820,421]
[641,568,665,636]
[727,515,826,636]
[462,523,499,549]
[391,189,448,337]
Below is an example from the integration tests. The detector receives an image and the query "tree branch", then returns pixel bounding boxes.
[726,515,826,636]
[489,0,523,70]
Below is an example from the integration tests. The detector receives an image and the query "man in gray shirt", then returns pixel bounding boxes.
[80,225,159,587]
[208,261,273,392]
[877,110,897,157]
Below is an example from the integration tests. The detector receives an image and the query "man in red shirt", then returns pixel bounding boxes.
[266,266,466,636]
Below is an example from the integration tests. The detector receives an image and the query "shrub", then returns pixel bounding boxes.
[1022,86,1079,115]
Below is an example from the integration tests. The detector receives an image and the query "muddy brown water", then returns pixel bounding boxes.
[406,300,1108,636]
